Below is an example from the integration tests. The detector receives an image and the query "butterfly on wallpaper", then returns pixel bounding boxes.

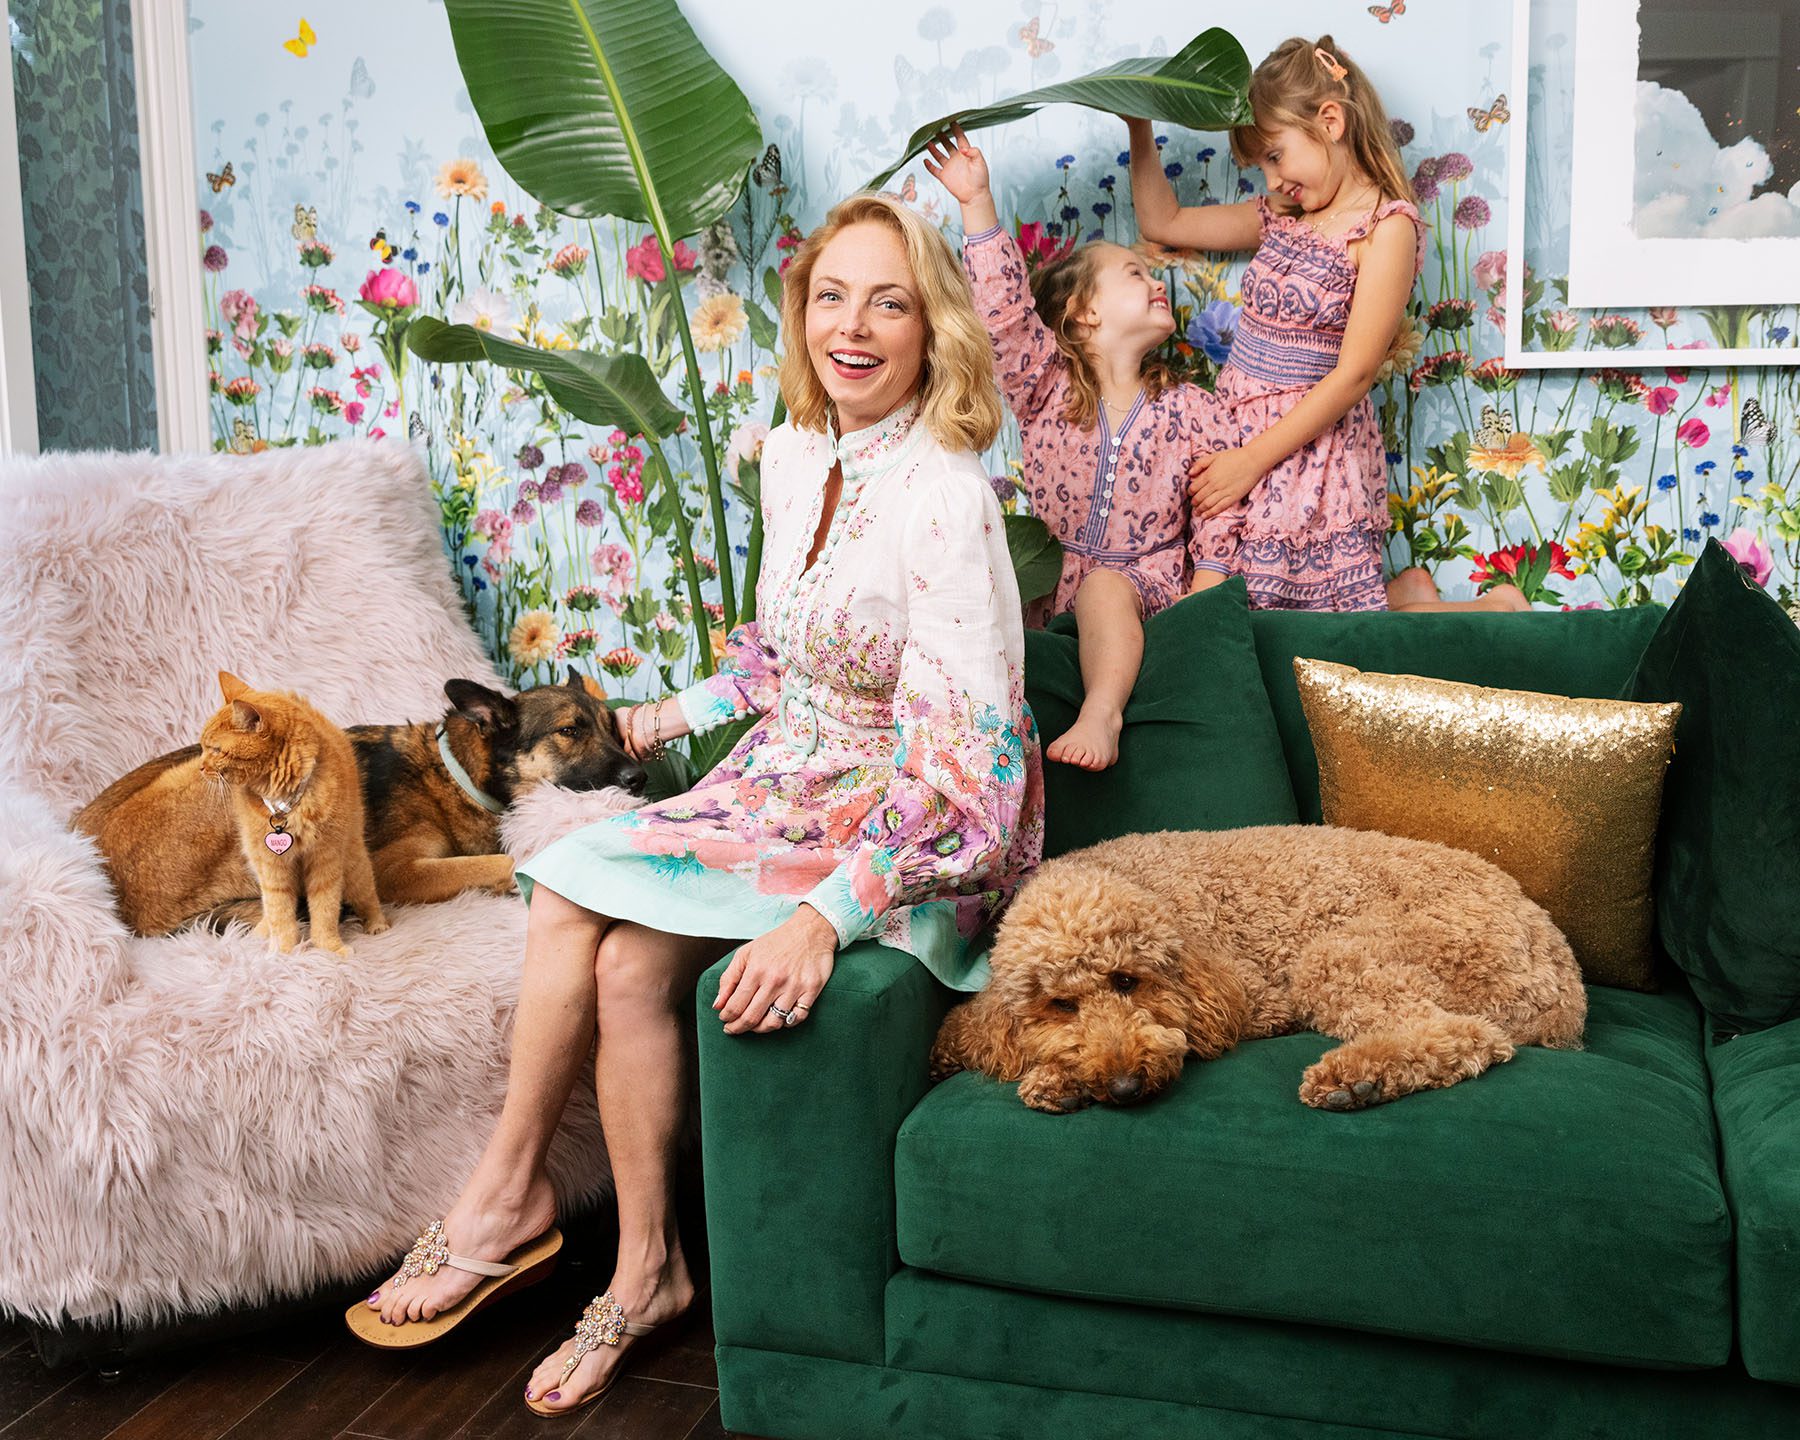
[205,161,236,194]
[898,174,917,202]
[751,144,782,189]
[291,204,318,243]
[1469,95,1511,132]
[1474,404,1517,450]
[1019,17,1054,58]
[1369,0,1407,23]
[408,412,426,443]
[1740,398,1776,446]
[283,18,317,59]
[348,57,375,99]
[368,228,396,263]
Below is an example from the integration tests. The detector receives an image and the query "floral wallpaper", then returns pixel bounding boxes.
[187,0,1800,701]
[10,0,157,450]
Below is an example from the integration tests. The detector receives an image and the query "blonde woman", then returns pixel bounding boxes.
[350,192,1044,1418]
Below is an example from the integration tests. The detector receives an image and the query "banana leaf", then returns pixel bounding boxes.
[869,28,1253,189]
[439,0,761,239]
[407,316,686,439]
[1005,514,1064,604]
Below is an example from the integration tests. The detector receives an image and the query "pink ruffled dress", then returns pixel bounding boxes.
[1189,197,1425,611]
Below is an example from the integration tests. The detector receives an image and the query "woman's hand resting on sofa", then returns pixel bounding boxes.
[714,904,839,1035]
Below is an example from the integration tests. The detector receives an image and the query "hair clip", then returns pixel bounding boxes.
[1314,47,1348,84]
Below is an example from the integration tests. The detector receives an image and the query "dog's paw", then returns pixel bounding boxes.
[1018,1070,1091,1114]
[1299,1061,1385,1111]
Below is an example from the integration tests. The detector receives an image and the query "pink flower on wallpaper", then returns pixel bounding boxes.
[343,400,365,426]
[218,288,259,340]
[1722,528,1774,587]
[623,234,698,285]
[358,267,419,312]
[1645,387,1678,415]
[1472,250,1507,292]
[1704,384,1732,408]
[1676,418,1710,448]
[1666,369,1688,385]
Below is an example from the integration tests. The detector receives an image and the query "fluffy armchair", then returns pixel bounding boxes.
[0,442,627,1338]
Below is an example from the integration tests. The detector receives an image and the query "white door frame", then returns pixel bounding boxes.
[130,0,209,453]
[0,0,38,455]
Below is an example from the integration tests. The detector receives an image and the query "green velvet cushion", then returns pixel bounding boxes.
[895,984,1729,1369]
[1707,1017,1800,1386]
[1025,577,1297,857]
[1623,540,1800,1034]
[1251,608,1666,823]
[884,1272,1800,1439]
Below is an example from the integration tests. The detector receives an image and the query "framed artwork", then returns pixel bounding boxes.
[1504,0,1800,367]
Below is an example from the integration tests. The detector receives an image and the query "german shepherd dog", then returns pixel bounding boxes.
[77,672,644,935]
[347,671,646,905]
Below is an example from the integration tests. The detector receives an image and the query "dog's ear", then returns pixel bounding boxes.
[445,679,519,733]
[570,669,609,703]
[931,990,1030,1083]
[1179,939,1248,1061]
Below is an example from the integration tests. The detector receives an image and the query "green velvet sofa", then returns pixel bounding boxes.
[696,596,1800,1440]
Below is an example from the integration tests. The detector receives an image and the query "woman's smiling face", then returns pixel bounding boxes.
[803,220,927,434]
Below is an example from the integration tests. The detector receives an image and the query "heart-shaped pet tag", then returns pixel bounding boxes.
[265,830,294,855]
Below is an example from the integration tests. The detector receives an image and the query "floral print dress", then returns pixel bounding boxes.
[1189,197,1426,611]
[515,397,1046,992]
[963,225,1206,623]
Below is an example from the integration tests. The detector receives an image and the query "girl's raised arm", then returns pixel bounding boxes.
[1125,117,1261,254]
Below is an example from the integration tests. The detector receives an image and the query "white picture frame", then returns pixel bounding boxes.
[1567,0,1800,311]
[1503,0,1799,368]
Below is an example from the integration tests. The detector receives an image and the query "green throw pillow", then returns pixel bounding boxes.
[1624,539,1800,1033]
[1024,577,1298,858]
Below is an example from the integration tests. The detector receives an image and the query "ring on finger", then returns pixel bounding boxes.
[767,1002,794,1023]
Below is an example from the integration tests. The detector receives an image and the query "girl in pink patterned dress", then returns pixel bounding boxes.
[929,124,1209,772]
[1129,35,1525,613]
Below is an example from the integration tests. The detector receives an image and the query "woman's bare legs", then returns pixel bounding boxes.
[371,885,606,1325]
[1045,569,1144,771]
[525,922,732,1412]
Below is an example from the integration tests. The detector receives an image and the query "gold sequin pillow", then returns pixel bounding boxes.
[1293,659,1681,990]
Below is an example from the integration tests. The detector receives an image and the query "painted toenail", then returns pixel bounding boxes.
[547,1391,561,1402]
[367,1292,381,1305]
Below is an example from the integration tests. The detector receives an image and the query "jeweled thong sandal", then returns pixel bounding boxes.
[525,1289,658,1418]
[344,1219,564,1349]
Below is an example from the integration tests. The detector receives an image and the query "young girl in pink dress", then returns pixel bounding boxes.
[928,125,1212,772]
[1129,35,1525,613]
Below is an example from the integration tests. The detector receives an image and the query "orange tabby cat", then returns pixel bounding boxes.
[196,671,388,956]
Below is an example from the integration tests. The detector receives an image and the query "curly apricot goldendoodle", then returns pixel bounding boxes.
[930,826,1587,1113]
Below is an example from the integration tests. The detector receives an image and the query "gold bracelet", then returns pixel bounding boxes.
[647,700,667,760]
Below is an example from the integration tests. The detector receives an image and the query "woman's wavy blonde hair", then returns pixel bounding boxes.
[1228,35,1414,211]
[1028,243,1176,431]
[779,192,1003,453]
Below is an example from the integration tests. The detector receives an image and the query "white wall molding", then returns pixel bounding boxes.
[0,0,39,454]
[130,0,209,453]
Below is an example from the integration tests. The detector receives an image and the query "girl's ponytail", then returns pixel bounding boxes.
[1229,35,1414,209]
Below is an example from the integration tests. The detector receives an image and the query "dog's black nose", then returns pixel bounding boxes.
[618,763,648,795]
[1107,1074,1145,1103]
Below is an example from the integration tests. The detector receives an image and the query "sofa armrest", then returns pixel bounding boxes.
[697,941,955,1365]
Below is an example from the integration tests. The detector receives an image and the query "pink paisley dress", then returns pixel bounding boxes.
[515,397,1045,992]
[1189,197,1426,611]
[963,224,1204,622]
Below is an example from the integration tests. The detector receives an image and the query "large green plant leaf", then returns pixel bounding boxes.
[870,29,1253,189]
[1005,514,1065,604]
[408,317,686,438]
[440,0,761,237]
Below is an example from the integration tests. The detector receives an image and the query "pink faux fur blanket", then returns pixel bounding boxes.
[0,443,640,1326]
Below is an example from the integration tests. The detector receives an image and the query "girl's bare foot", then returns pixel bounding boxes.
[523,1256,697,1413]
[1473,583,1532,612]
[369,1168,558,1326]
[1385,566,1441,608]
[1045,705,1123,770]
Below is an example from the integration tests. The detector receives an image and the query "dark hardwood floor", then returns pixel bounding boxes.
[0,1227,763,1440]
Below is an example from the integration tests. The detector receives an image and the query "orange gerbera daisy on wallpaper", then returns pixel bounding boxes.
[435,156,489,201]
